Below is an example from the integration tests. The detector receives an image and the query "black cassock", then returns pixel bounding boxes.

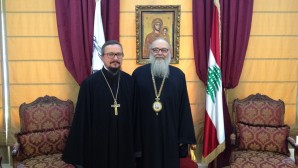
[133,64,196,168]
[62,68,135,168]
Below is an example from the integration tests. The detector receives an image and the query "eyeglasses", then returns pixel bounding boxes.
[103,52,124,59]
[151,48,169,54]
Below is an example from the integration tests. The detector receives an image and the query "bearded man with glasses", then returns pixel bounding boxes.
[133,38,196,168]
[62,40,138,168]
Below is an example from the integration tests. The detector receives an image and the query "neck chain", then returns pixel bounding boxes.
[151,70,167,115]
[101,69,121,116]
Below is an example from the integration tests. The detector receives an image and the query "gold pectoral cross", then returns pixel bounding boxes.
[111,100,120,116]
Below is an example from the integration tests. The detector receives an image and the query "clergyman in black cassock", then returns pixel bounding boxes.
[133,38,196,168]
[62,41,136,168]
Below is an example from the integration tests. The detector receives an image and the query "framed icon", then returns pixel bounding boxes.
[136,5,181,64]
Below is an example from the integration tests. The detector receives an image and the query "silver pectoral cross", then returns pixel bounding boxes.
[111,100,120,116]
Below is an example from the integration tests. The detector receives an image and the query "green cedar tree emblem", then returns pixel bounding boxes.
[206,65,222,103]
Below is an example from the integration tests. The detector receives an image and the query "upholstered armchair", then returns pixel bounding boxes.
[229,93,298,167]
[12,95,75,168]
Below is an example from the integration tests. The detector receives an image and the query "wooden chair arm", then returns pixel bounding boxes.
[11,143,20,157]
[230,133,236,145]
[287,136,297,147]
[11,143,20,168]
[190,144,196,151]
[287,136,298,164]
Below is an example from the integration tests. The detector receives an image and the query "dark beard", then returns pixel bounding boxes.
[108,67,120,75]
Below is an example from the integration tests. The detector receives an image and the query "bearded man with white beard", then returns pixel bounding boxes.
[133,38,196,168]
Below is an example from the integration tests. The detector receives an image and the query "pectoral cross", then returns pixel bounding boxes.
[111,100,120,116]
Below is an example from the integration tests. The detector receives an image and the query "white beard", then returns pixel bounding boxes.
[149,54,171,78]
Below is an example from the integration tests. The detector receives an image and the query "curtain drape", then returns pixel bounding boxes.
[193,0,253,167]
[55,0,95,85]
[221,0,254,88]
[55,0,120,85]
[101,0,120,40]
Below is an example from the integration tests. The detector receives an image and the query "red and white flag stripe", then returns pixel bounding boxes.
[202,0,225,164]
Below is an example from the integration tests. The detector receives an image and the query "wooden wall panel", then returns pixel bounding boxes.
[227,83,297,104]
[187,81,205,104]
[120,0,191,12]
[120,12,135,36]
[187,82,200,104]
[253,0,298,12]
[9,61,75,83]
[0,89,2,107]
[284,105,297,126]
[7,13,58,36]
[10,108,20,132]
[172,60,199,81]
[240,60,298,81]
[6,0,55,12]
[119,37,136,60]
[251,13,298,35]
[191,104,205,125]
[180,36,194,59]
[246,37,298,59]
[8,37,62,60]
[9,85,79,108]
[180,12,192,36]
[121,60,139,75]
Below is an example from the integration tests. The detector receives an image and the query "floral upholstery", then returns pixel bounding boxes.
[230,150,296,168]
[233,94,284,126]
[237,122,290,156]
[18,153,74,168]
[19,96,74,132]
[12,96,75,168]
[230,94,297,167]
[16,128,69,160]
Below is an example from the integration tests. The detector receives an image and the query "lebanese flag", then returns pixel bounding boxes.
[92,0,105,73]
[202,0,225,164]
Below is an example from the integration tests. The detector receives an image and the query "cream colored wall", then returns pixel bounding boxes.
[227,1,298,131]
[1,0,80,145]
[1,0,297,150]
[120,0,298,142]
[119,0,206,146]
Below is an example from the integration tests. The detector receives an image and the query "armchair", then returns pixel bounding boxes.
[12,95,75,168]
[229,93,297,167]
